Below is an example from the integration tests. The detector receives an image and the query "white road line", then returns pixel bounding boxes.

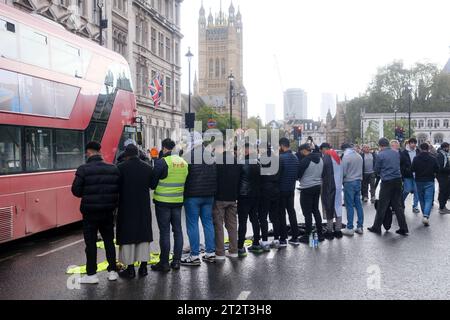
[237,291,251,300]
[36,239,84,257]
[0,253,22,263]
[267,250,276,259]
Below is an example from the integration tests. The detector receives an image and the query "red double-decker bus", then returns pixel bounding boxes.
[0,3,139,244]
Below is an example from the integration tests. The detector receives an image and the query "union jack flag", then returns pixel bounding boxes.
[149,73,164,108]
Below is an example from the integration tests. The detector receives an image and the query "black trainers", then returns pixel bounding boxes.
[324,232,335,240]
[288,237,300,245]
[180,256,201,266]
[202,254,216,263]
[333,230,343,239]
[396,229,409,236]
[119,266,136,279]
[150,263,170,272]
[367,227,382,235]
[278,240,288,248]
[170,260,181,270]
[318,234,326,242]
[138,266,148,277]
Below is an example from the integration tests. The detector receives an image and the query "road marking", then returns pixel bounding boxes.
[0,253,22,263]
[237,291,251,300]
[267,250,276,259]
[36,239,84,257]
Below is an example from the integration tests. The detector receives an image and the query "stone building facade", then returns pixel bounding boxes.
[362,112,450,145]
[196,1,247,127]
[325,101,349,149]
[3,0,184,150]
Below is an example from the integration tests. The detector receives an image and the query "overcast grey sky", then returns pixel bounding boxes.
[180,0,450,122]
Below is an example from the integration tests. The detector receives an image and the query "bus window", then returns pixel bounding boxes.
[18,73,55,116]
[20,26,50,69]
[0,69,20,112]
[54,129,84,169]
[25,128,53,171]
[51,38,83,78]
[0,17,18,59]
[114,126,137,162]
[0,126,22,175]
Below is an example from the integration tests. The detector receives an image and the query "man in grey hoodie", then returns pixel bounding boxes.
[297,144,325,243]
[340,143,364,236]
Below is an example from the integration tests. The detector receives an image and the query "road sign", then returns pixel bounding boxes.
[207,118,217,129]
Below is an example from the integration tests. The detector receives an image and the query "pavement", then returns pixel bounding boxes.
[1,190,450,300]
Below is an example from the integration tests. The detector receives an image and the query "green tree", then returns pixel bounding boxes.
[195,106,239,133]
[344,60,449,142]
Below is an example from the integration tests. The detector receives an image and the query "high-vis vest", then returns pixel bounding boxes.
[154,155,188,203]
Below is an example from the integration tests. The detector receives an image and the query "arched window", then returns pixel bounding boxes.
[434,133,444,144]
[417,133,428,144]
[419,120,424,128]
[412,120,417,128]
[445,119,449,128]
[221,58,226,77]
[427,119,433,128]
[209,59,213,79]
[215,58,220,78]
[435,119,440,128]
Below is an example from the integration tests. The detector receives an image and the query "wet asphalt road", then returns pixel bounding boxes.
[1,189,450,300]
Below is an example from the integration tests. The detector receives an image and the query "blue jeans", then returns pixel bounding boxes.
[343,181,364,229]
[184,197,215,256]
[402,178,419,208]
[155,205,183,265]
[415,181,435,218]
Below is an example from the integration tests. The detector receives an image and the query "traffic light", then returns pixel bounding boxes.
[293,126,302,140]
[395,126,405,142]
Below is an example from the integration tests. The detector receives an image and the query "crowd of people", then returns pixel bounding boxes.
[70,135,450,284]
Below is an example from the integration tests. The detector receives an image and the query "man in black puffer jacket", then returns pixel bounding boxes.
[71,141,120,284]
[181,142,218,266]
[259,146,280,250]
[237,142,262,257]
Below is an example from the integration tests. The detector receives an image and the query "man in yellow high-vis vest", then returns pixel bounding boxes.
[150,138,188,272]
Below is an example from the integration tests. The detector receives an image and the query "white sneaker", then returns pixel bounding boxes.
[423,217,430,226]
[77,274,99,284]
[215,255,226,261]
[226,252,238,258]
[341,228,355,236]
[107,271,118,281]
[355,227,364,234]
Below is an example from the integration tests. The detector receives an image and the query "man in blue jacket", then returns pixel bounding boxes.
[278,138,300,246]
[368,138,409,235]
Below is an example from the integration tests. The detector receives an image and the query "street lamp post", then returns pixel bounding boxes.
[392,102,398,139]
[256,115,260,139]
[239,92,245,129]
[228,71,235,129]
[185,47,194,131]
[407,85,412,139]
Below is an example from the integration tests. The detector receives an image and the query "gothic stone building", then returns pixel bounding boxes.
[195,1,248,127]
[325,101,349,149]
